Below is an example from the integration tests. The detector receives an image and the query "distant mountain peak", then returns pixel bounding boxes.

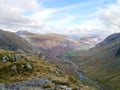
[16,30,35,36]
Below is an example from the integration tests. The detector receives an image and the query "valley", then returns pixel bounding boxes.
[64,33,120,90]
[59,56,104,90]
[0,0,120,90]
[0,29,99,90]
[16,30,106,89]
[0,29,120,90]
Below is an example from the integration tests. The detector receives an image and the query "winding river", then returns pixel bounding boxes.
[61,55,104,90]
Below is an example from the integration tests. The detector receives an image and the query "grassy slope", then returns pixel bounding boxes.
[0,51,97,90]
[69,36,120,90]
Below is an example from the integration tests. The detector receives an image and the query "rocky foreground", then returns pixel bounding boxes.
[0,51,98,90]
[0,78,73,90]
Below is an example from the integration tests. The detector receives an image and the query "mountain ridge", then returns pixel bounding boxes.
[67,33,120,90]
[0,29,35,53]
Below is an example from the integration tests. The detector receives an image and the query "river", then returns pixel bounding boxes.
[61,55,104,90]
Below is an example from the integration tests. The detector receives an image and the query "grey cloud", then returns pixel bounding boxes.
[0,0,45,32]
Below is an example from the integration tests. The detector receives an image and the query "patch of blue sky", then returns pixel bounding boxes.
[23,11,33,16]
[38,0,116,8]
[39,0,84,8]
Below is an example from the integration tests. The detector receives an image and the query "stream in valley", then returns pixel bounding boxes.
[62,57,105,90]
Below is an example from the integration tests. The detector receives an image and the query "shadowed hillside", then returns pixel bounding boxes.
[0,29,34,53]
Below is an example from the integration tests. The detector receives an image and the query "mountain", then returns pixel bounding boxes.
[16,30,35,36]
[68,33,120,90]
[16,31,104,56]
[20,33,81,56]
[0,50,98,90]
[0,30,98,90]
[74,36,104,48]
[0,29,34,53]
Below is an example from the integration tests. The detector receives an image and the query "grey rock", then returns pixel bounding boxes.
[21,65,25,68]
[41,56,46,60]
[16,49,25,53]
[0,84,5,90]
[10,53,16,61]
[2,59,7,63]
[55,71,59,75]
[11,65,17,72]
[57,85,72,90]
[59,85,68,89]
[2,55,9,60]
[15,54,22,61]
[26,63,32,69]
[36,51,42,58]
[66,88,72,90]
[26,57,33,62]
[2,78,51,90]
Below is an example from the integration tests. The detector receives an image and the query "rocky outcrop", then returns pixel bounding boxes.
[2,53,22,62]
[0,51,98,90]
[1,53,33,73]
[0,78,51,90]
[36,51,47,60]
[1,53,33,63]
[0,78,74,90]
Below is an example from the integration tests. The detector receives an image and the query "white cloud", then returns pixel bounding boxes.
[99,0,120,34]
[0,0,46,31]
[0,0,119,39]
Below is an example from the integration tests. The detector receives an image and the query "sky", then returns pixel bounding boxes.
[0,0,120,38]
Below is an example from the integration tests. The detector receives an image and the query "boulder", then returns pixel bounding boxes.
[21,65,25,68]
[36,51,42,58]
[57,85,69,89]
[15,54,22,61]
[2,55,9,63]
[11,65,17,72]
[2,60,7,63]
[26,63,32,69]
[2,55,9,60]
[16,49,25,53]
[41,56,46,60]
[26,57,33,62]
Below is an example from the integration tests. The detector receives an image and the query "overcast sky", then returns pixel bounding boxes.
[0,0,120,37]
